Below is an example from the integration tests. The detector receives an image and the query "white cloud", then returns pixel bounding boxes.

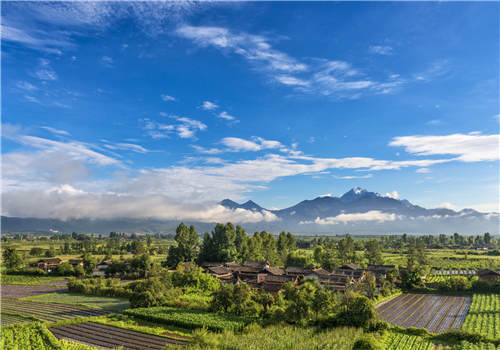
[2,188,279,223]
[16,81,37,91]
[426,119,443,126]
[24,95,41,104]
[220,137,283,152]
[333,174,373,179]
[101,56,113,65]
[218,111,236,121]
[416,168,431,173]
[369,45,393,55]
[161,94,176,102]
[390,132,500,162]
[382,191,399,199]
[274,75,309,87]
[301,211,401,225]
[200,101,218,110]
[40,126,70,136]
[1,23,71,54]
[438,202,458,210]
[141,116,206,139]
[176,25,307,73]
[104,142,149,154]
[176,25,430,99]
[35,68,57,81]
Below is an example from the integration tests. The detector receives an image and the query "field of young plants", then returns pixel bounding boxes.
[384,332,500,350]
[376,294,471,333]
[125,306,256,332]
[187,324,364,350]
[462,294,500,339]
[1,323,60,350]
[1,298,110,322]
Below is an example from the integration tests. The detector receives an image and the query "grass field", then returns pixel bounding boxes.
[23,292,130,312]
[125,306,256,332]
[187,324,364,350]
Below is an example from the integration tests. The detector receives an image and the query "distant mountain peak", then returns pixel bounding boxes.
[340,187,376,202]
[220,199,265,212]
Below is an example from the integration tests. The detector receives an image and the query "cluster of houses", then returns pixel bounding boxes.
[36,256,500,292]
[201,260,397,293]
[36,257,112,276]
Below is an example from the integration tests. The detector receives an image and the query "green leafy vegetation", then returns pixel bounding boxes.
[0,323,61,350]
[462,294,500,339]
[187,323,365,350]
[124,306,256,332]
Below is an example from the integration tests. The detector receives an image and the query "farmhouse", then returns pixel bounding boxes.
[37,258,62,272]
[68,259,84,268]
[93,260,112,277]
[477,269,500,282]
[206,266,233,280]
[285,266,313,276]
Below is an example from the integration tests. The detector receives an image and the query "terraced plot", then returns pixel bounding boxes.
[49,322,187,349]
[0,313,33,326]
[376,294,472,333]
[1,298,110,322]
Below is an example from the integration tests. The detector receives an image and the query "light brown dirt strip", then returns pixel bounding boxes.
[379,294,420,319]
[408,295,440,328]
[388,294,426,324]
[398,294,436,328]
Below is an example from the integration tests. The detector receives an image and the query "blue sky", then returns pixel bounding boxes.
[2,1,499,222]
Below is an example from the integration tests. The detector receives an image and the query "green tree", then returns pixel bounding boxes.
[55,262,74,276]
[2,247,23,270]
[166,223,199,267]
[338,234,356,264]
[45,246,56,258]
[365,240,384,265]
[82,252,97,275]
[29,247,44,256]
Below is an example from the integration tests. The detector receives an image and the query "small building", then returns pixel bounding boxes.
[68,259,84,268]
[332,268,366,282]
[478,269,500,282]
[341,263,361,270]
[38,258,62,272]
[207,266,233,280]
[252,274,298,293]
[243,260,270,269]
[93,260,112,277]
[265,266,285,276]
[285,266,313,276]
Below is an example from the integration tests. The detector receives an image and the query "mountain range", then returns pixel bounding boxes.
[2,188,498,235]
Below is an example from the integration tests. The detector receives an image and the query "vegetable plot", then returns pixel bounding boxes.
[49,321,187,349]
[462,294,500,339]
[1,298,110,322]
[376,293,471,333]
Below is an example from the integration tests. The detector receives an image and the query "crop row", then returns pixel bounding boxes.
[1,298,109,323]
[124,306,255,332]
[1,323,59,350]
[377,294,471,333]
[384,332,436,350]
[49,321,186,350]
[462,294,500,339]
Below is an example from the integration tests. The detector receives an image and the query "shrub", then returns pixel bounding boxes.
[352,334,384,350]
